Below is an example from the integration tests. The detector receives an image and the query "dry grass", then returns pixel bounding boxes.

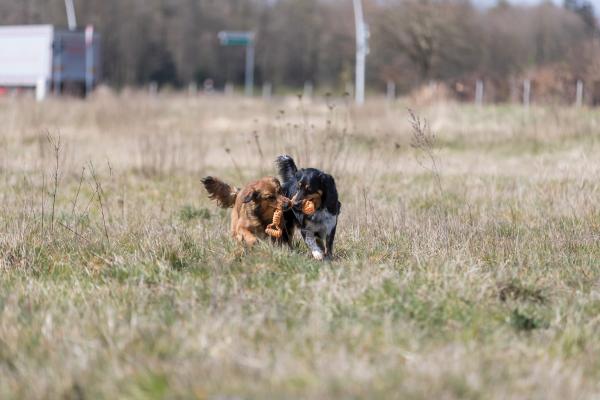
[1,92,600,399]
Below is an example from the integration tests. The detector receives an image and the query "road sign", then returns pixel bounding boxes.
[218,31,255,96]
[218,31,254,46]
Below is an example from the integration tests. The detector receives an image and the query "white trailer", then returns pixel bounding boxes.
[0,25,100,99]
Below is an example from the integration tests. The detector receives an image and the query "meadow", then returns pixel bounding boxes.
[1,91,600,399]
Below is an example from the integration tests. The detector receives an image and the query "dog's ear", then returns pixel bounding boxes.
[270,177,282,191]
[243,189,258,203]
[320,173,340,214]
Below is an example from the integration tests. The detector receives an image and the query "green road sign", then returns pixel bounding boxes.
[217,31,256,96]
[218,31,254,46]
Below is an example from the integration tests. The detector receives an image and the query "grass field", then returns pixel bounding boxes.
[1,92,600,399]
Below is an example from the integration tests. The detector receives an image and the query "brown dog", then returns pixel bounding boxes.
[201,176,289,246]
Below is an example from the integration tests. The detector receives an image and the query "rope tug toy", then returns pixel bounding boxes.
[265,207,284,239]
[265,199,315,238]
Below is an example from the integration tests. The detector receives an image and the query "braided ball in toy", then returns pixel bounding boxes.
[265,207,284,238]
[301,199,316,215]
[265,199,316,238]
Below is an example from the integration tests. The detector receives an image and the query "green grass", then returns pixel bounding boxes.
[0,95,600,398]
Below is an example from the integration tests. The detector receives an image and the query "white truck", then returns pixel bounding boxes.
[0,25,100,99]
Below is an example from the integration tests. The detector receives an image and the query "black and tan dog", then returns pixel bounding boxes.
[275,155,341,260]
[201,176,289,246]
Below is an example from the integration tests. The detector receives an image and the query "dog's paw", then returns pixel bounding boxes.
[312,251,324,261]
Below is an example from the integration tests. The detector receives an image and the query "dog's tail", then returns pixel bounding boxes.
[201,176,238,208]
[275,155,298,183]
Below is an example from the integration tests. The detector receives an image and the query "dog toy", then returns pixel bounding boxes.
[302,199,316,216]
[265,207,284,239]
[265,199,316,238]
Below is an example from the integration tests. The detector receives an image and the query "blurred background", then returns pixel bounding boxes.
[3,4,600,397]
[0,0,599,104]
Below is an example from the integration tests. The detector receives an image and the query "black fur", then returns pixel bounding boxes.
[275,155,341,259]
[276,155,298,183]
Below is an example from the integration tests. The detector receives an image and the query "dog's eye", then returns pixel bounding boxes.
[265,195,276,200]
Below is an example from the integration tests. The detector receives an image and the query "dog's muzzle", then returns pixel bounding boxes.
[290,193,304,209]
[280,196,292,211]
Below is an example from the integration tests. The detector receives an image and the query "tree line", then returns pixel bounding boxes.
[1,0,598,96]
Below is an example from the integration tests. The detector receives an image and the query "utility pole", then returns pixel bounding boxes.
[353,0,368,106]
[64,0,77,31]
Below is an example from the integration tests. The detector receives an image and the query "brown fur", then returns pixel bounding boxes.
[201,176,238,208]
[202,176,287,246]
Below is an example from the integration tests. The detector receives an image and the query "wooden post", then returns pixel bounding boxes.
[594,81,600,106]
[36,78,47,101]
[510,79,518,103]
[149,81,158,96]
[386,81,396,102]
[303,81,313,99]
[576,80,584,107]
[224,82,234,96]
[523,79,531,108]
[262,82,272,100]
[188,82,197,96]
[345,82,354,98]
[475,80,484,106]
